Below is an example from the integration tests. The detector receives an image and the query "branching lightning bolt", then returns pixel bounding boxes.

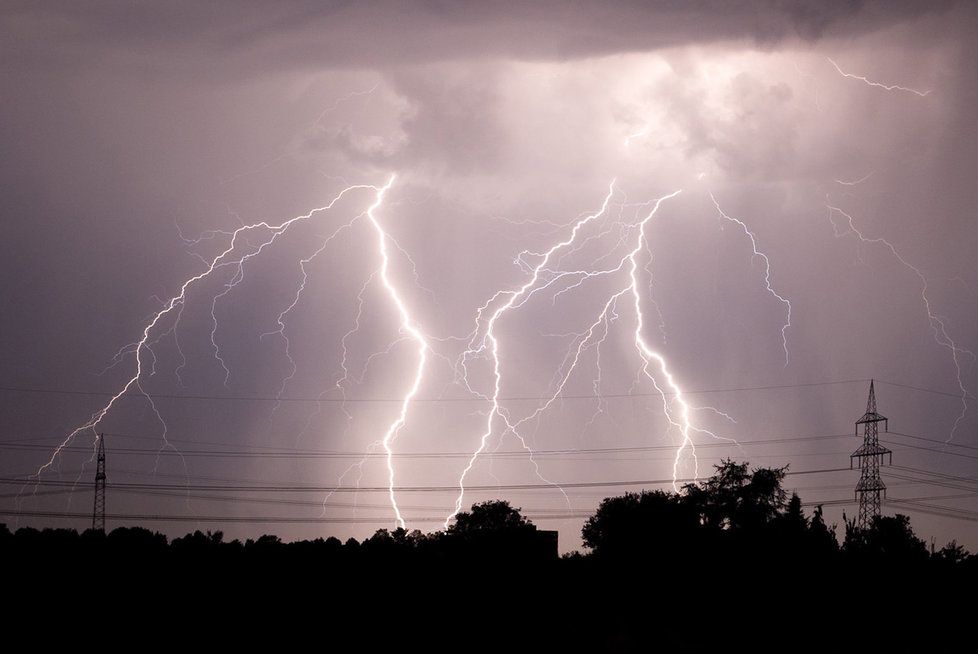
[710,192,792,366]
[449,182,621,524]
[625,190,711,486]
[259,213,366,414]
[447,182,735,526]
[26,183,381,497]
[826,202,973,441]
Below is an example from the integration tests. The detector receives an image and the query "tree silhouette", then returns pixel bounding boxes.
[448,500,536,536]
[808,505,839,554]
[581,459,839,565]
[843,513,928,563]
[439,500,547,562]
[581,489,699,557]
[682,458,788,530]
[934,540,969,566]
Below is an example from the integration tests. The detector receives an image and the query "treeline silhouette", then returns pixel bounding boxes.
[4,460,974,648]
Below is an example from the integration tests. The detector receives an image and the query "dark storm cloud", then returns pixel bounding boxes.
[1,1,954,72]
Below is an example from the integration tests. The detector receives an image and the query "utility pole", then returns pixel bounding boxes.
[92,434,106,533]
[851,380,892,529]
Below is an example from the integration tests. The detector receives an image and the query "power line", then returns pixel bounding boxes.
[7,426,959,458]
[875,379,975,402]
[0,466,852,494]
[0,478,927,507]
[887,499,978,523]
[889,472,978,495]
[881,438,978,461]
[4,429,973,467]
[0,475,946,505]
[888,430,978,453]
[0,472,935,506]
[0,378,870,404]
[891,465,978,487]
[0,431,856,459]
[3,490,976,526]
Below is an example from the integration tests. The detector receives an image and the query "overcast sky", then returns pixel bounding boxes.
[2,1,977,551]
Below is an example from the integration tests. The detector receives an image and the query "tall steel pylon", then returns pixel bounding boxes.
[92,434,106,533]
[851,380,892,529]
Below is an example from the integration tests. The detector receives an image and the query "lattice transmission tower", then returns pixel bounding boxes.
[92,434,106,533]
[851,380,892,529]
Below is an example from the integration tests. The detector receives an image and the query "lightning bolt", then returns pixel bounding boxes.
[827,57,931,97]
[710,192,792,366]
[625,190,709,486]
[835,172,875,186]
[316,240,457,525]
[26,183,382,497]
[449,181,621,524]
[364,175,429,530]
[314,83,380,126]
[447,182,732,526]
[826,202,973,441]
[259,213,366,414]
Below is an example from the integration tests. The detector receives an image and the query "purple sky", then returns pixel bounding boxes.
[2,1,977,552]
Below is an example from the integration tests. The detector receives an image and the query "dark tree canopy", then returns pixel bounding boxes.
[448,500,536,535]
[582,459,831,563]
[844,513,929,563]
[681,459,788,530]
[581,488,699,555]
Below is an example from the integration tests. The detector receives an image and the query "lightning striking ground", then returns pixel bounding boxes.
[363,175,430,529]
[449,182,621,524]
[625,190,709,485]
[447,182,735,526]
